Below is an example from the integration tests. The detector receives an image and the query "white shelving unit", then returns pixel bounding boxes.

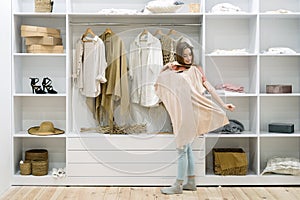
[11,0,68,185]
[10,0,300,186]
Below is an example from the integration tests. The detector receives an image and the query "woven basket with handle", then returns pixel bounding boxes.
[20,160,31,175]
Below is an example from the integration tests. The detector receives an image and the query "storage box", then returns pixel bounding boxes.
[35,0,53,12]
[269,123,294,133]
[25,37,62,46]
[27,44,64,53]
[266,85,292,93]
[213,148,248,175]
[21,25,61,38]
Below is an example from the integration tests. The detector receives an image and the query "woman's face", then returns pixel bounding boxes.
[182,47,193,65]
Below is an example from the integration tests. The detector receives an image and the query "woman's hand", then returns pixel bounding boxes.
[224,103,235,112]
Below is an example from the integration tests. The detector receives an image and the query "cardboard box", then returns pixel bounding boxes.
[266,85,292,93]
[26,44,64,53]
[21,25,61,38]
[25,37,62,46]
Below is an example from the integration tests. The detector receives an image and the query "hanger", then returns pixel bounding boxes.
[153,29,164,36]
[167,29,177,36]
[81,27,96,42]
[141,29,148,35]
[139,29,149,41]
[104,28,112,34]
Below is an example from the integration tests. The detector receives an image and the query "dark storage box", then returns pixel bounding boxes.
[268,123,294,133]
[266,85,292,93]
[213,148,248,176]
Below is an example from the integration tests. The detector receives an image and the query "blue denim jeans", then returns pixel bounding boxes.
[176,143,195,180]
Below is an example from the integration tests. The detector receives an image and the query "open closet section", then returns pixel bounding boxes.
[67,0,204,185]
[10,0,300,185]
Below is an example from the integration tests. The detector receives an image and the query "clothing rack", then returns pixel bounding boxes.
[69,22,202,27]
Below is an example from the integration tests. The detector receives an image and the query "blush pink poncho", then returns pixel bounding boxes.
[155,66,229,148]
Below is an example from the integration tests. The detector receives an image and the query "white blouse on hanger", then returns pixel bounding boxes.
[129,31,163,107]
[73,36,107,97]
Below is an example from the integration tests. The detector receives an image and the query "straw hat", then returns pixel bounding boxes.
[28,121,64,136]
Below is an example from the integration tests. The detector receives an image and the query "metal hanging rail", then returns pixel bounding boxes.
[69,22,202,26]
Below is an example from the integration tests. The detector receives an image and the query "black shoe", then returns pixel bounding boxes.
[42,77,58,94]
[30,77,46,94]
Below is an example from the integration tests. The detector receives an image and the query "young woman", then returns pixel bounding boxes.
[155,41,235,195]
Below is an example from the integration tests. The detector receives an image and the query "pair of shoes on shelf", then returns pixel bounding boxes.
[52,167,66,178]
[30,77,58,94]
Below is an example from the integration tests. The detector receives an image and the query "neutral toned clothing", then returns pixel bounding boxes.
[129,31,163,107]
[160,34,176,65]
[92,31,130,129]
[73,36,107,97]
[155,66,229,148]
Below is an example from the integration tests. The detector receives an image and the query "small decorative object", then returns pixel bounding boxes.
[189,3,200,13]
[268,123,294,133]
[266,85,292,93]
[146,0,183,13]
[20,160,31,175]
[27,121,64,136]
[35,0,54,13]
[213,148,248,175]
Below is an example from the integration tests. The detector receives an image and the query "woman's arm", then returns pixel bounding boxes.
[203,81,235,111]
[196,65,206,83]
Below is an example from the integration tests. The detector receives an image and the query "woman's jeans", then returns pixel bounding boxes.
[177,143,195,180]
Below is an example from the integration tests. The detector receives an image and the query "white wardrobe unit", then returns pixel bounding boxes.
[0,0,12,195]
[11,0,300,186]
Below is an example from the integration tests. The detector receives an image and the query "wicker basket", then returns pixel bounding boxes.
[25,149,48,161]
[35,0,53,12]
[20,160,31,175]
[213,148,248,175]
[32,160,48,176]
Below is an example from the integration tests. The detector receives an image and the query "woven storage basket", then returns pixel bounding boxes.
[20,160,31,175]
[213,148,248,175]
[25,149,48,161]
[35,0,52,12]
[32,160,48,176]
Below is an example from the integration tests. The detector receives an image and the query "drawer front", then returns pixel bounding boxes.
[68,136,204,150]
[68,150,205,164]
[67,163,204,177]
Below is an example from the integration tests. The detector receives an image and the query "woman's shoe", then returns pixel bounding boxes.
[183,176,197,191]
[42,77,58,94]
[30,78,46,94]
[161,179,183,195]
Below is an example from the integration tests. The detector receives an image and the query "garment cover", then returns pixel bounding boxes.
[155,66,229,148]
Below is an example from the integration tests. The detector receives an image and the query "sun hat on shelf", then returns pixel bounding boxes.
[27,121,64,136]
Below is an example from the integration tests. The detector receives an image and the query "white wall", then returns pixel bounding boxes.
[0,0,12,195]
